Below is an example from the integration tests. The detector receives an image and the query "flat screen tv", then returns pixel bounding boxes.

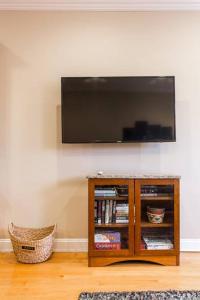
[61,76,176,143]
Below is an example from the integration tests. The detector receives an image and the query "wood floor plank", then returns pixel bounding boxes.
[0,253,200,300]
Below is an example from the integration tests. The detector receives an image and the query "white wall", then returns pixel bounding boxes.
[0,11,199,239]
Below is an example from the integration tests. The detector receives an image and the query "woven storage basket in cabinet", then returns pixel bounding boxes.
[8,223,56,263]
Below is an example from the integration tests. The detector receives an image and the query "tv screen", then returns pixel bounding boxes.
[61,76,176,143]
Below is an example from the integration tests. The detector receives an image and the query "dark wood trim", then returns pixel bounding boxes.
[141,222,173,228]
[88,180,95,253]
[135,179,141,255]
[128,179,134,256]
[174,179,180,256]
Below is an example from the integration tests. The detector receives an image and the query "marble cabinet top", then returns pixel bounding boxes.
[87,173,180,179]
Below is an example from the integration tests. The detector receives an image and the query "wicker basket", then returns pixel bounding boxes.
[8,223,56,264]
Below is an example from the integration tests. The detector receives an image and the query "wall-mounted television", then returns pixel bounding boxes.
[61,76,176,143]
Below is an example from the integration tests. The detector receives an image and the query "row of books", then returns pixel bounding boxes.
[95,186,173,197]
[142,235,174,250]
[141,186,173,196]
[94,231,173,251]
[94,200,129,224]
[95,187,117,197]
[95,231,121,250]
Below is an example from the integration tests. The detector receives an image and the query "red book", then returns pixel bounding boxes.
[141,239,146,250]
[95,243,121,250]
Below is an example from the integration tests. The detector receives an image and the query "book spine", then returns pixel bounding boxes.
[105,200,110,224]
[95,243,121,250]
[101,200,106,224]
[95,188,117,197]
[116,216,129,220]
[112,200,116,223]
[116,220,129,223]
[116,212,129,216]
[97,201,102,224]
[141,193,158,197]
[143,238,173,243]
[94,201,97,223]
[95,194,116,197]
[141,239,146,250]
[95,191,116,194]
[109,200,113,223]
[146,245,173,250]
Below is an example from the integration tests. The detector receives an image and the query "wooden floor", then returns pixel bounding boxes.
[0,253,200,300]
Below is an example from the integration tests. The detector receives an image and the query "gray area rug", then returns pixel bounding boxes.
[78,291,200,300]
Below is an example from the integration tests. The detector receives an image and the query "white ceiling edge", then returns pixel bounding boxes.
[1,0,200,11]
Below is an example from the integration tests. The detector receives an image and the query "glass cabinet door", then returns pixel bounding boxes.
[135,179,179,255]
[89,179,134,256]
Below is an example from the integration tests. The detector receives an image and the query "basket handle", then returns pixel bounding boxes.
[52,224,57,236]
[8,223,14,236]
[8,223,57,238]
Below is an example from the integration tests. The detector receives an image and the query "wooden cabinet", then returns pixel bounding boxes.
[88,176,180,267]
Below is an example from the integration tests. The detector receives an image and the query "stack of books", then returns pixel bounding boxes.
[143,235,173,250]
[95,231,121,250]
[116,203,129,224]
[95,187,117,197]
[94,200,129,224]
[141,186,158,197]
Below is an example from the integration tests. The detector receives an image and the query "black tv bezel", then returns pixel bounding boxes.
[61,76,176,144]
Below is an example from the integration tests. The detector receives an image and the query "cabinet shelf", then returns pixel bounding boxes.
[141,196,173,201]
[141,221,173,228]
[95,224,128,228]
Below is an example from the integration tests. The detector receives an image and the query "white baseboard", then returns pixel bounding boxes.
[0,238,88,252]
[180,239,200,252]
[0,239,12,252]
[54,238,88,252]
[0,238,200,252]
